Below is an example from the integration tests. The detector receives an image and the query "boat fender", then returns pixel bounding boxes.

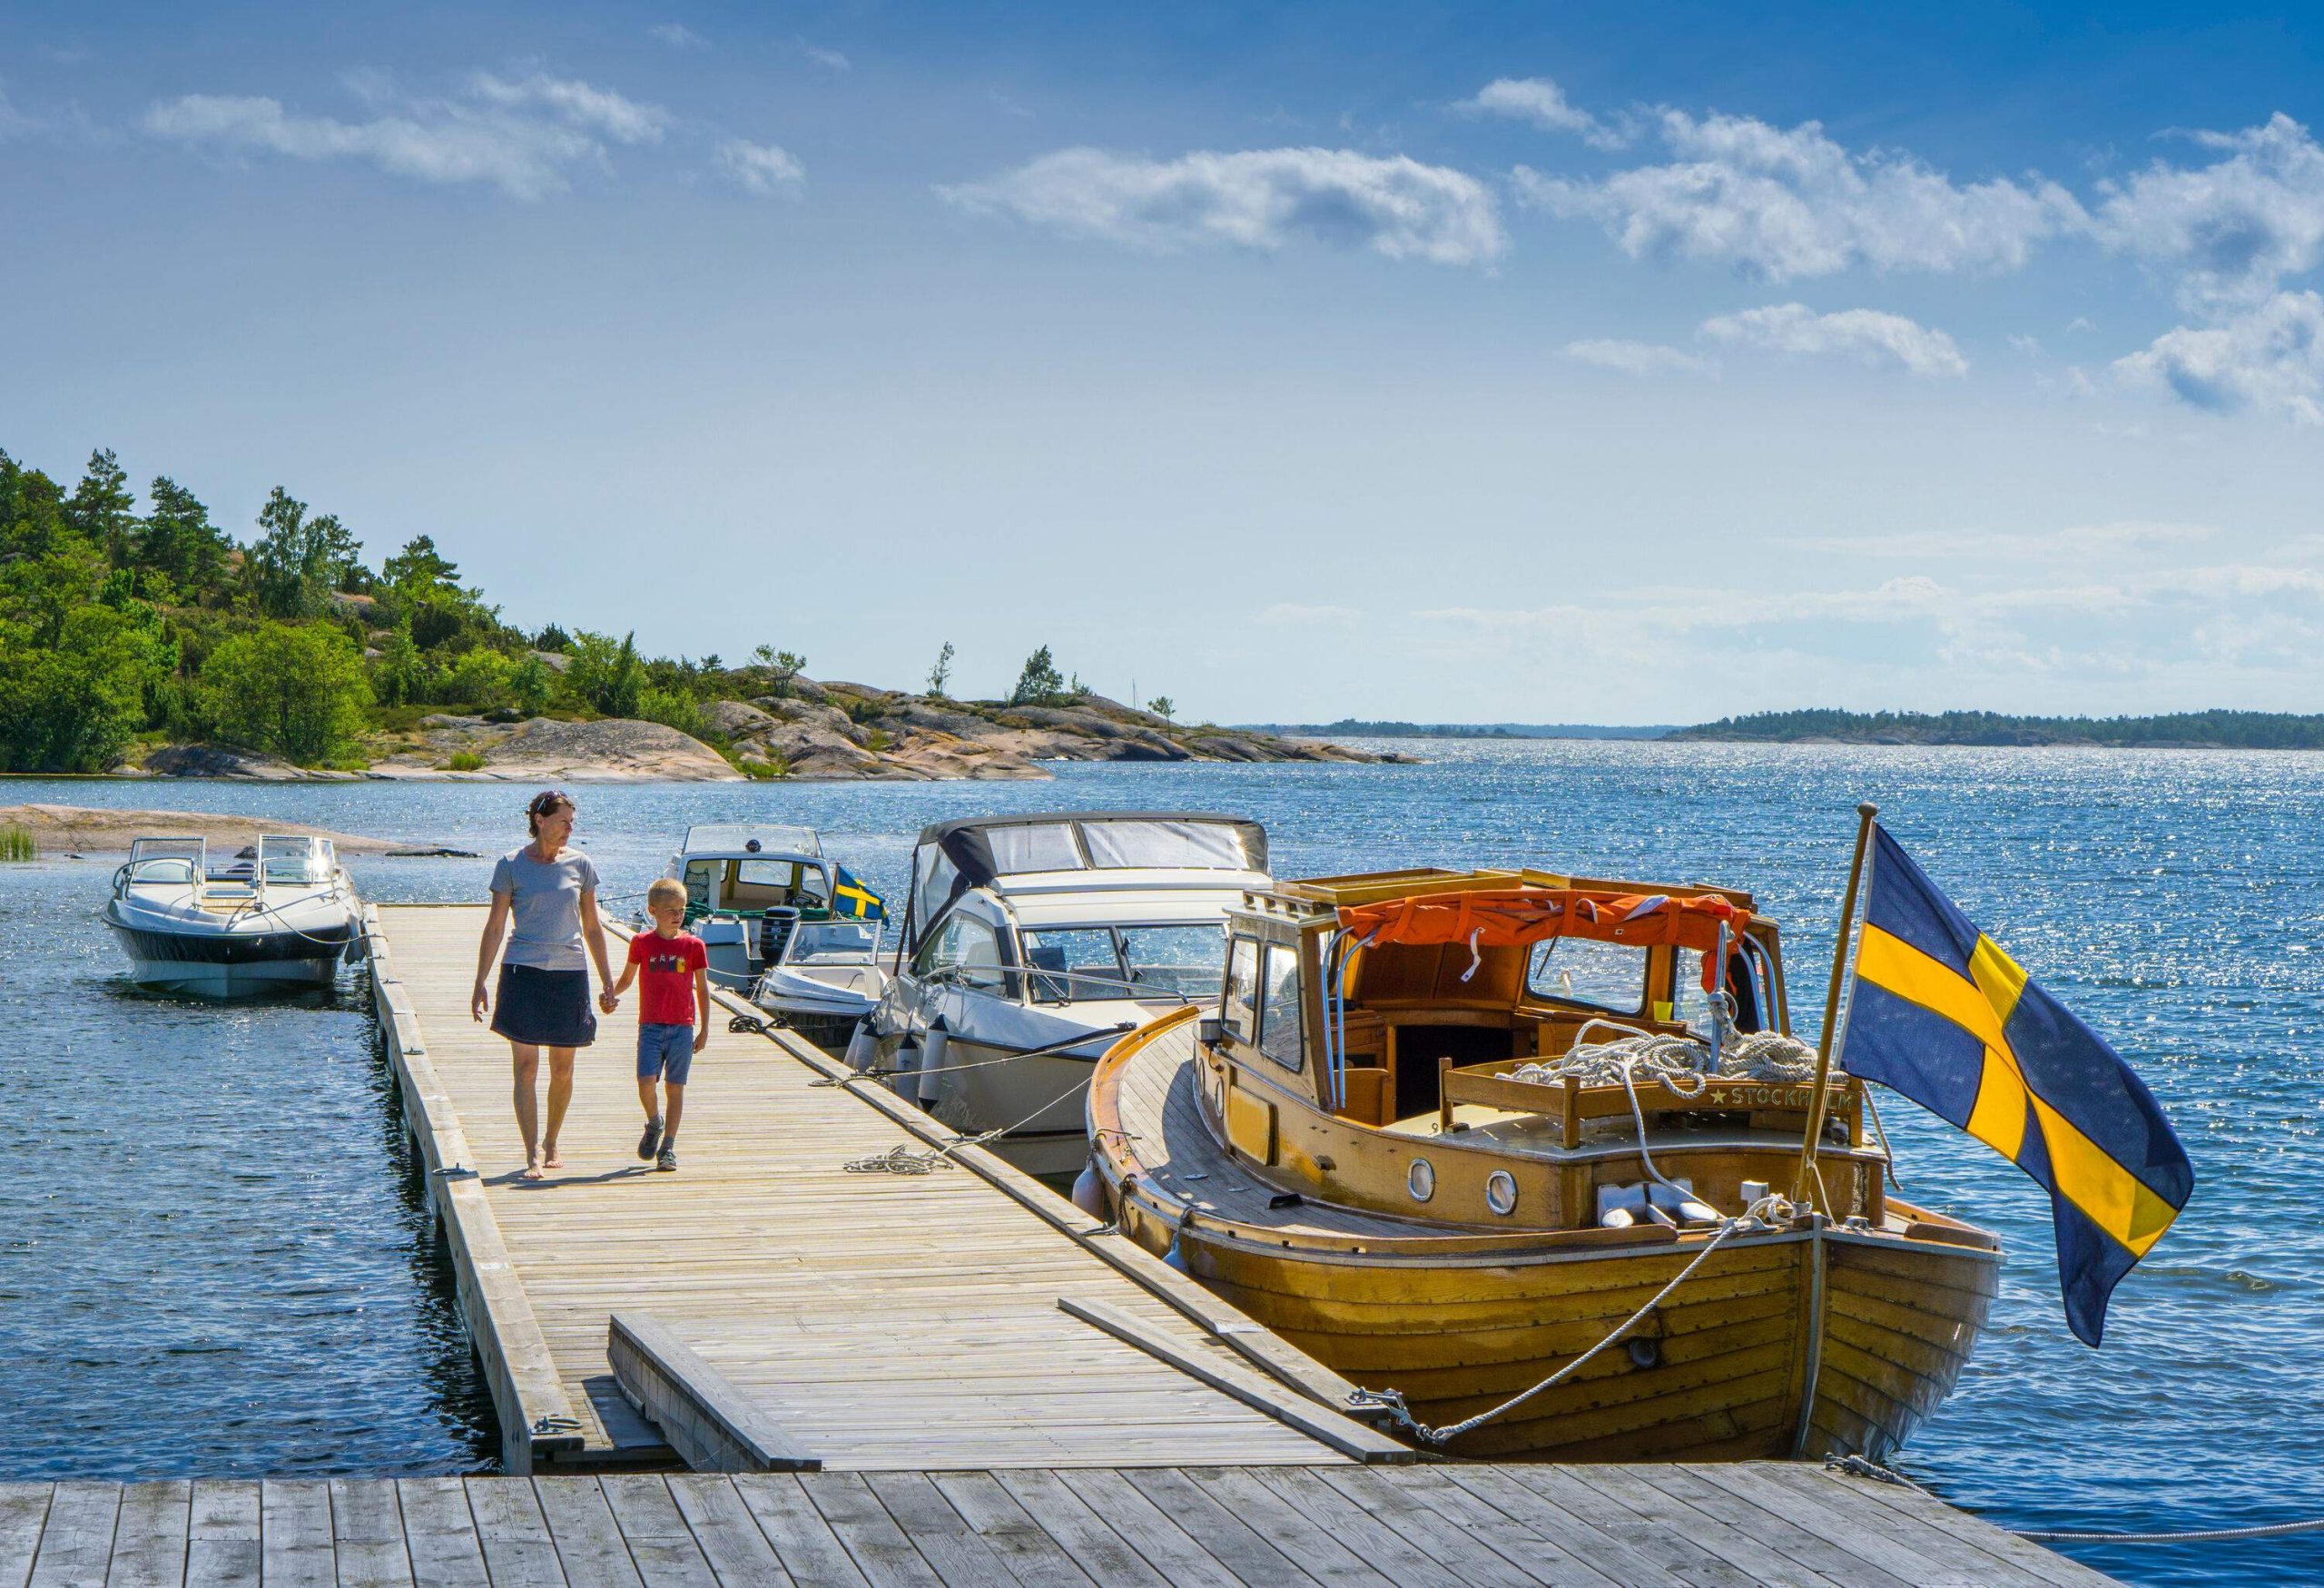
[893,1031,921,1100]
[1069,1160,1108,1218]
[919,1025,950,1104]
[843,1019,876,1071]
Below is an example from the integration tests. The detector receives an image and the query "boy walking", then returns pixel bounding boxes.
[604,878,710,1172]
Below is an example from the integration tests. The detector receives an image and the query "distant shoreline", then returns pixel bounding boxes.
[1250,708,2324,751]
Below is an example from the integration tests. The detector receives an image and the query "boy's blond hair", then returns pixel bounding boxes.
[645,877,689,912]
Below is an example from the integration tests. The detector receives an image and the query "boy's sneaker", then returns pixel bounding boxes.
[637,1117,663,1161]
[656,1146,678,1173]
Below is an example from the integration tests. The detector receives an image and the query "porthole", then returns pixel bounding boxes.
[1407,1157,1436,1203]
[1485,1170,1519,1217]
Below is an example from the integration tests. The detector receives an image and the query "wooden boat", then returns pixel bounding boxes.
[1086,866,1999,1463]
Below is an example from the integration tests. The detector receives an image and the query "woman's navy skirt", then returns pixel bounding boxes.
[491,963,597,1048]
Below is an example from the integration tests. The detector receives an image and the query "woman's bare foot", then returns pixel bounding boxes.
[542,1145,565,1169]
[521,1159,547,1181]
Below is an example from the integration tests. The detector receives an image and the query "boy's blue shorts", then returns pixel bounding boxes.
[637,1022,694,1085]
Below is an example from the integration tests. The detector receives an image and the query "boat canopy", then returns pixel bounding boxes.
[918,812,1265,890]
[680,823,822,858]
[1337,886,1753,991]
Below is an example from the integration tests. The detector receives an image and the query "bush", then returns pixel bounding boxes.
[635,685,706,739]
[735,753,790,779]
[446,749,486,772]
[0,824,34,862]
[566,630,644,717]
[200,621,372,765]
[443,647,514,708]
[510,653,552,716]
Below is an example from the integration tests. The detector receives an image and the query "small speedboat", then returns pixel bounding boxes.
[103,835,362,995]
[751,913,889,1050]
[860,811,1270,1176]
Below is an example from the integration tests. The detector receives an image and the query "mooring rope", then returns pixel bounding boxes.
[842,1074,1094,1176]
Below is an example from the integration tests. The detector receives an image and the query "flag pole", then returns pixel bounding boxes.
[1791,802,1878,1207]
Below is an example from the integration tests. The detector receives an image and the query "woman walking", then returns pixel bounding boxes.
[470,790,616,1179]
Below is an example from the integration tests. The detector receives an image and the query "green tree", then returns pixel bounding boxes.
[0,604,167,772]
[566,630,645,716]
[1147,695,1175,722]
[0,449,68,560]
[927,641,954,698]
[510,652,553,715]
[201,621,372,764]
[380,534,459,597]
[138,477,234,601]
[753,644,806,697]
[1009,645,1067,706]
[64,449,137,566]
[372,629,426,706]
[246,487,365,617]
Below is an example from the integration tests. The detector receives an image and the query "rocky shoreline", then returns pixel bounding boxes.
[117,679,1410,783]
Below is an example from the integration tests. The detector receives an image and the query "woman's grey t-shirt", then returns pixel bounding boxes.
[490,847,602,972]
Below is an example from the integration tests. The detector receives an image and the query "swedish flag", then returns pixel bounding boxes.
[832,866,885,921]
[1839,824,2193,1345]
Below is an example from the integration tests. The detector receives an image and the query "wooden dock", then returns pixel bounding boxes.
[0,1467,2120,1586]
[346,904,2119,1587]
[366,905,1401,1475]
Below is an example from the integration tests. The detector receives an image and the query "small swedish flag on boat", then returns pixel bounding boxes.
[831,866,885,920]
[1837,822,2193,1345]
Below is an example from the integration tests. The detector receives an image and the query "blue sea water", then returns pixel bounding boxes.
[3,739,2319,1584]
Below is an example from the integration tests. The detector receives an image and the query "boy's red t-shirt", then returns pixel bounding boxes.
[628,931,707,1025]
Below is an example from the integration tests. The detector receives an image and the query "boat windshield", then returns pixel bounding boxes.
[786,921,881,965]
[260,837,335,885]
[1020,923,1225,1004]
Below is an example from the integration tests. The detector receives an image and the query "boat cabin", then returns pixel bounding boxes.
[663,824,840,988]
[894,812,1271,1005]
[1201,867,1887,1232]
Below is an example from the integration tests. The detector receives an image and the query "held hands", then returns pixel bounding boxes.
[599,990,620,1014]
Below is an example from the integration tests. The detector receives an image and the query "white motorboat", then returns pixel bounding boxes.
[103,835,362,995]
[751,914,888,1050]
[861,812,1269,1176]
[660,824,890,1045]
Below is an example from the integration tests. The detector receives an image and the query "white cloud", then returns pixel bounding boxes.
[467,72,668,144]
[940,146,1506,265]
[1563,338,1712,375]
[801,42,852,71]
[1259,603,1363,626]
[717,139,804,195]
[2095,114,2324,305]
[1699,302,1967,376]
[144,73,670,200]
[2112,289,2324,425]
[649,24,704,48]
[1456,77,1620,148]
[1517,109,2083,280]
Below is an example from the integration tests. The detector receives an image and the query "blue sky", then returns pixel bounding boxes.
[5,2,2322,723]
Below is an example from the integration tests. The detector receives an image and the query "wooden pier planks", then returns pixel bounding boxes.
[0,1473,2123,1586]
[369,905,1367,1473]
